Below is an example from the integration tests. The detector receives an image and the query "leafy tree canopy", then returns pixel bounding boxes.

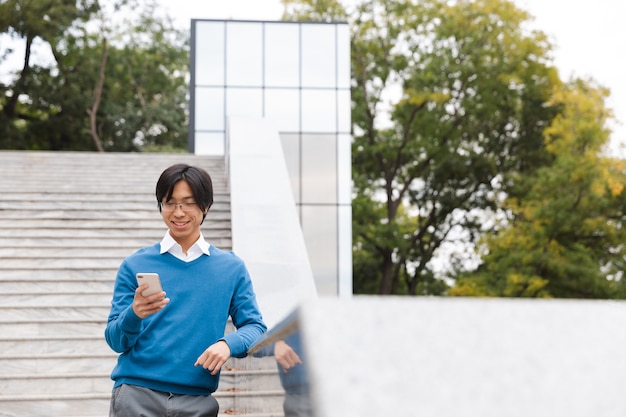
[283,0,620,298]
[0,0,189,151]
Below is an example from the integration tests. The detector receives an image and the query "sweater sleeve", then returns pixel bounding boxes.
[104,261,144,353]
[223,262,267,357]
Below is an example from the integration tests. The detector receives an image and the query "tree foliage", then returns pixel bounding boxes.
[452,79,626,298]
[284,0,563,295]
[0,0,189,151]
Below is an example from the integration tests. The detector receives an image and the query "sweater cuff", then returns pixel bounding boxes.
[222,334,245,358]
[119,304,143,334]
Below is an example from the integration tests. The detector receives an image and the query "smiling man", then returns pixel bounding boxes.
[105,163,267,417]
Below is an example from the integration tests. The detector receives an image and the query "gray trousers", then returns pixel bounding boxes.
[284,392,314,417]
[109,384,219,417]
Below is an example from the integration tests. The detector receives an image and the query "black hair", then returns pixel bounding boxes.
[156,164,214,222]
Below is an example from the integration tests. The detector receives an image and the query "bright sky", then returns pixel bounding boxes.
[162,0,626,157]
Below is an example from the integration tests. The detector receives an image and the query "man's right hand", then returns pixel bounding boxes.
[132,284,170,318]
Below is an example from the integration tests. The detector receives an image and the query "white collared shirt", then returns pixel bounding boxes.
[159,231,211,262]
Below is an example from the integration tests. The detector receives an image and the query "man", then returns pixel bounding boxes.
[105,163,267,417]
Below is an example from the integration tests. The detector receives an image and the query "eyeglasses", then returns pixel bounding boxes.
[160,202,199,212]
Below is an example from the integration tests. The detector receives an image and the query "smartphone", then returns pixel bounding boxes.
[136,273,163,297]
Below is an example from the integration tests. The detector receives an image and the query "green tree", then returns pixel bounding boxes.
[0,0,188,151]
[284,0,560,294]
[452,79,626,298]
[0,0,99,148]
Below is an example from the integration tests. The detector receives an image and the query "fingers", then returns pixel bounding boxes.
[195,341,231,375]
[274,340,302,372]
[132,284,170,319]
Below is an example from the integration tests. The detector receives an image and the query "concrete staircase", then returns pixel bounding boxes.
[0,151,283,417]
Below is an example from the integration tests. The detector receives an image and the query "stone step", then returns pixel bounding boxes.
[0,374,113,398]
[0,280,113,292]
[0,336,112,356]
[0,223,231,235]
[0,257,129,270]
[0,201,230,213]
[0,366,283,396]
[0,215,230,224]
[0,184,229,193]
[0,293,111,307]
[0,247,139,258]
[0,237,160,249]
[0,320,106,337]
[0,191,227,200]
[0,392,285,417]
[0,269,117,280]
[0,307,110,322]
[0,151,226,168]
[0,355,116,377]
[0,395,111,417]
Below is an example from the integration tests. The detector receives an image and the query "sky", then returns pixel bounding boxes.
[159,0,626,157]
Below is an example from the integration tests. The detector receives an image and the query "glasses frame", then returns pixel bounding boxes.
[160,202,199,212]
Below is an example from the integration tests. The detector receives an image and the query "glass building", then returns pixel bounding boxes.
[189,19,352,297]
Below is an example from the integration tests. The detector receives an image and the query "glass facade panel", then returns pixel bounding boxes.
[265,23,300,87]
[226,22,263,87]
[194,21,224,86]
[265,89,300,132]
[301,89,337,133]
[191,20,351,299]
[337,24,351,89]
[301,24,336,88]
[280,133,301,203]
[337,134,352,205]
[337,89,351,133]
[226,88,263,119]
[338,205,353,297]
[302,205,338,295]
[301,134,337,204]
[195,132,225,155]
[195,87,224,131]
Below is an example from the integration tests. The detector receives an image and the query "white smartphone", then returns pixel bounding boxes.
[136,273,163,297]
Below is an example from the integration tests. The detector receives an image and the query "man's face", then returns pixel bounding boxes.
[160,180,207,251]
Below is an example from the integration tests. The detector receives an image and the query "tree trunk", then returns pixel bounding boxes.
[4,34,33,119]
[86,37,107,152]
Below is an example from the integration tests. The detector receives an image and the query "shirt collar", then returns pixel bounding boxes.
[159,231,211,256]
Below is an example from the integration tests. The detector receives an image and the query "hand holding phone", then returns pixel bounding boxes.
[136,273,163,297]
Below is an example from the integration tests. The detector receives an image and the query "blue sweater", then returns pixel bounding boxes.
[105,243,267,395]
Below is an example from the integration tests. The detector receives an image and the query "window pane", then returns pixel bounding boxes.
[301,89,336,132]
[265,89,300,132]
[265,23,300,87]
[302,205,338,295]
[337,89,351,133]
[301,24,336,88]
[194,21,225,86]
[226,22,263,86]
[226,88,263,119]
[337,23,351,89]
[337,133,352,205]
[280,133,301,204]
[195,87,224,131]
[337,205,353,297]
[302,134,337,204]
[195,132,225,156]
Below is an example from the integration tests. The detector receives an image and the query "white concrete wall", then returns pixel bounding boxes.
[228,116,318,328]
[300,296,626,417]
